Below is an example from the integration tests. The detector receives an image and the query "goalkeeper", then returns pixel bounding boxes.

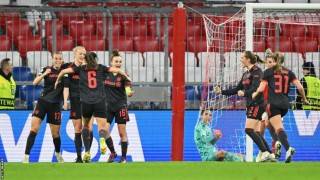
[194,108,244,162]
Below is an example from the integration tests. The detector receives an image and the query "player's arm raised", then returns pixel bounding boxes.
[108,67,132,82]
[33,67,51,85]
[54,67,74,89]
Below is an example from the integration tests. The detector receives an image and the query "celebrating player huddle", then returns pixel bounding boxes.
[22,46,133,163]
[195,49,308,163]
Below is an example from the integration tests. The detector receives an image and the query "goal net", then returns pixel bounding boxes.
[200,3,320,162]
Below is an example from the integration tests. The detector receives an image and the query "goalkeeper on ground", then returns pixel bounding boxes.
[194,109,244,162]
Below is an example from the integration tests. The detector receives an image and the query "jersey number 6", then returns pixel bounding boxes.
[88,71,97,89]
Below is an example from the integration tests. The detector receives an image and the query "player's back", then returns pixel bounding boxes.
[263,67,297,109]
[74,64,107,104]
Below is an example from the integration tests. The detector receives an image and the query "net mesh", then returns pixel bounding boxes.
[199,7,320,156]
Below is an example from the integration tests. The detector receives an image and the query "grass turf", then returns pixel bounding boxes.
[4,162,320,180]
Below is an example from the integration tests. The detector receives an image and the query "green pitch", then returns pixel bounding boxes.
[4,162,320,180]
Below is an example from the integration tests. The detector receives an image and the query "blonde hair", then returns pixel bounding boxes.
[73,46,85,54]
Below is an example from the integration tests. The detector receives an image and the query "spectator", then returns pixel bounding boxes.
[296,62,320,110]
[0,58,16,109]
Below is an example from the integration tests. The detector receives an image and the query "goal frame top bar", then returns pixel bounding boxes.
[246,3,320,10]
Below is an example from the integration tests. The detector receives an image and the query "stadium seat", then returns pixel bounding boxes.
[0,12,20,28]
[12,66,33,81]
[187,36,207,52]
[187,24,201,37]
[86,12,104,22]
[56,11,85,26]
[226,20,245,37]
[148,20,173,37]
[253,39,266,52]
[79,36,106,51]
[20,85,43,109]
[6,19,32,38]
[281,24,306,37]
[134,36,162,52]
[0,51,22,67]
[109,36,134,51]
[0,35,11,51]
[69,20,95,42]
[96,21,122,36]
[255,21,277,37]
[266,36,292,52]
[123,20,148,37]
[17,36,42,58]
[47,35,74,51]
[27,51,52,73]
[307,25,320,39]
[293,37,318,55]
[37,20,64,37]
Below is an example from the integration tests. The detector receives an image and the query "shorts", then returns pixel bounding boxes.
[70,97,81,119]
[266,104,288,119]
[246,105,265,120]
[81,100,106,119]
[32,98,61,125]
[106,104,129,124]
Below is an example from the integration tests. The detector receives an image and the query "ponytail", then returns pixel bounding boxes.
[85,52,98,69]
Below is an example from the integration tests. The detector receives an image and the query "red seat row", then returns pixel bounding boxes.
[1,35,319,57]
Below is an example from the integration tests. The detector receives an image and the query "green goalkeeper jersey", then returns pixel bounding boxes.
[194,119,217,161]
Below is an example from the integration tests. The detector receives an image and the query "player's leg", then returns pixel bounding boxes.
[88,117,94,150]
[93,100,109,155]
[81,102,94,162]
[269,107,294,163]
[245,118,270,161]
[105,104,117,162]
[23,100,45,163]
[266,119,281,159]
[270,118,294,162]
[255,120,272,153]
[116,107,129,163]
[47,104,63,163]
[117,124,128,163]
[70,98,83,162]
[221,151,244,162]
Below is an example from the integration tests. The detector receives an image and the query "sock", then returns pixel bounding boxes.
[53,137,61,153]
[82,128,91,152]
[277,129,290,151]
[245,128,268,152]
[256,132,272,153]
[105,137,115,153]
[25,131,37,155]
[89,131,93,149]
[268,124,278,142]
[121,141,128,158]
[74,133,82,158]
